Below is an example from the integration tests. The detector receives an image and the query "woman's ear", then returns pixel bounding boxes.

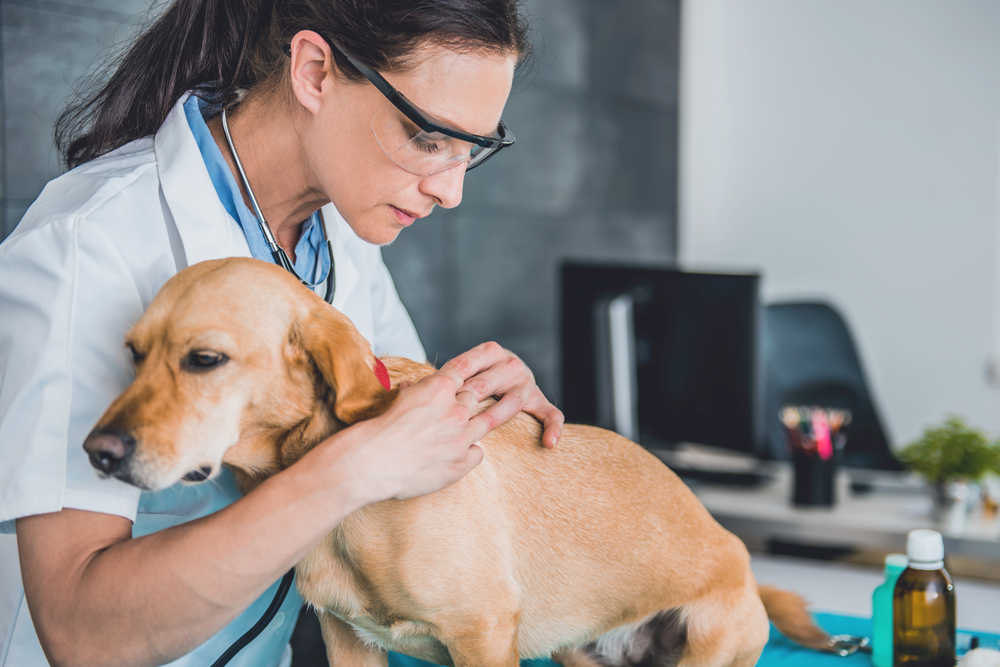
[288,29,335,115]
[298,304,396,424]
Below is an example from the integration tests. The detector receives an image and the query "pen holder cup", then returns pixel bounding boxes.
[791,449,837,507]
[781,405,849,508]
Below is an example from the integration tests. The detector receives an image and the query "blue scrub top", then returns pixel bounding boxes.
[134,473,302,666]
[182,93,331,285]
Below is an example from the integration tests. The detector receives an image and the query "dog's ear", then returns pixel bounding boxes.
[297,305,396,424]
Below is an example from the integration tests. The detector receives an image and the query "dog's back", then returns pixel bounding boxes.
[329,357,764,662]
[492,421,749,649]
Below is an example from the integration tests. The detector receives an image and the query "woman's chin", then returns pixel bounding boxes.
[345,217,406,246]
[372,225,407,246]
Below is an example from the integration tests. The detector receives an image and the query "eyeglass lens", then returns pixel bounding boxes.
[370,107,495,176]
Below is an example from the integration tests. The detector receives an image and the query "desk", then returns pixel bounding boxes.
[750,554,1000,634]
[652,448,1000,564]
[760,612,999,666]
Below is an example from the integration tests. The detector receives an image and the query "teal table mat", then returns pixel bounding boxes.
[760,612,997,666]
[386,612,999,667]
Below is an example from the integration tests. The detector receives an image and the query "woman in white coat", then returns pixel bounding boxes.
[0,1,563,664]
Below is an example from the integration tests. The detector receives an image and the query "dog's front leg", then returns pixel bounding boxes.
[318,611,387,667]
[440,613,520,667]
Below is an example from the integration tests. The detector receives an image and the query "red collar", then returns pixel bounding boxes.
[373,358,391,390]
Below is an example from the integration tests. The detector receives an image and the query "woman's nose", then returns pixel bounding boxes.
[419,163,465,209]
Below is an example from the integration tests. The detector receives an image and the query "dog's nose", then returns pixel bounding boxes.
[83,431,136,474]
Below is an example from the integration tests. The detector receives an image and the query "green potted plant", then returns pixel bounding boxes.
[898,416,1000,517]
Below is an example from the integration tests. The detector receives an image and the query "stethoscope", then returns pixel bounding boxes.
[211,106,328,666]
[220,106,335,304]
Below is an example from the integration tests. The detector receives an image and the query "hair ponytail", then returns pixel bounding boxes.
[56,0,277,168]
[56,0,528,169]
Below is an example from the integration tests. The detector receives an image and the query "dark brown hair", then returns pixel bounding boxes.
[56,0,528,169]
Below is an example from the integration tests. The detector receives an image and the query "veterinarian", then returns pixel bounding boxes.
[0,1,563,664]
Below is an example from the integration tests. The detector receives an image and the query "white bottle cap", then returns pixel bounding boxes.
[906,529,944,568]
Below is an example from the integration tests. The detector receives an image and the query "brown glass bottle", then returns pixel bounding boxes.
[893,529,956,666]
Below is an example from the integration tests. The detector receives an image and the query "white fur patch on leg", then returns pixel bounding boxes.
[584,609,688,667]
[592,614,657,663]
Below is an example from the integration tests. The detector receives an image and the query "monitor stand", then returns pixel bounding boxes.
[593,292,638,441]
[645,441,773,488]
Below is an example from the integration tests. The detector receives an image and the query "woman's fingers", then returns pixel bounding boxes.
[442,342,565,448]
[460,355,526,400]
[454,389,480,411]
[466,361,565,447]
[455,442,485,474]
[467,391,522,441]
[439,341,510,384]
[427,367,465,394]
[525,399,565,448]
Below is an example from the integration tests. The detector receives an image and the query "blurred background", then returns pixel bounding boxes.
[3,0,997,450]
[3,0,679,408]
[3,0,1000,653]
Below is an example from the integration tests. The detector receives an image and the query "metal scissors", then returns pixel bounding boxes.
[824,634,872,657]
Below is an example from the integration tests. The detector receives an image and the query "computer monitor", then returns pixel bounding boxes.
[560,261,765,458]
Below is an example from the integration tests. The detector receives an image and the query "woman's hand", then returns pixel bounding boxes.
[341,365,520,502]
[440,341,564,448]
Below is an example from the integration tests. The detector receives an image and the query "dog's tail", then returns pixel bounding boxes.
[758,585,832,651]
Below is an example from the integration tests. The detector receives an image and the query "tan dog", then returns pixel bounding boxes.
[84,258,830,666]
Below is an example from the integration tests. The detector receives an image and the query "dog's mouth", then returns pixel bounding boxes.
[182,465,215,483]
[106,469,142,488]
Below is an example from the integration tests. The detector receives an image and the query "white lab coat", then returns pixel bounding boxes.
[0,93,425,665]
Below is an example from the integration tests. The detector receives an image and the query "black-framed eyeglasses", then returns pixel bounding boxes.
[285,36,516,175]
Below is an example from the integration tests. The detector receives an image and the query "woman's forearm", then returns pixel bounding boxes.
[18,427,371,667]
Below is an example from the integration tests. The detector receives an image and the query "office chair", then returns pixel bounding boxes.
[761,301,901,470]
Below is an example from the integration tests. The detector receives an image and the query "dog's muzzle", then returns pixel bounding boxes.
[83,430,136,477]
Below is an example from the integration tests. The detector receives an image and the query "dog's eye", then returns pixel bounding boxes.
[127,344,145,365]
[182,350,229,372]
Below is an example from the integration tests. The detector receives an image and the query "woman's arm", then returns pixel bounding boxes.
[17,429,361,666]
[16,365,510,666]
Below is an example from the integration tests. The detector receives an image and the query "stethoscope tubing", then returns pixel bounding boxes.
[211,106,336,665]
[221,106,335,304]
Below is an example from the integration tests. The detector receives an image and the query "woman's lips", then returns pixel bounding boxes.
[390,205,419,227]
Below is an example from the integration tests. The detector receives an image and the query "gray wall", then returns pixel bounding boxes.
[1,0,679,403]
[680,0,1000,444]
[1,0,165,236]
